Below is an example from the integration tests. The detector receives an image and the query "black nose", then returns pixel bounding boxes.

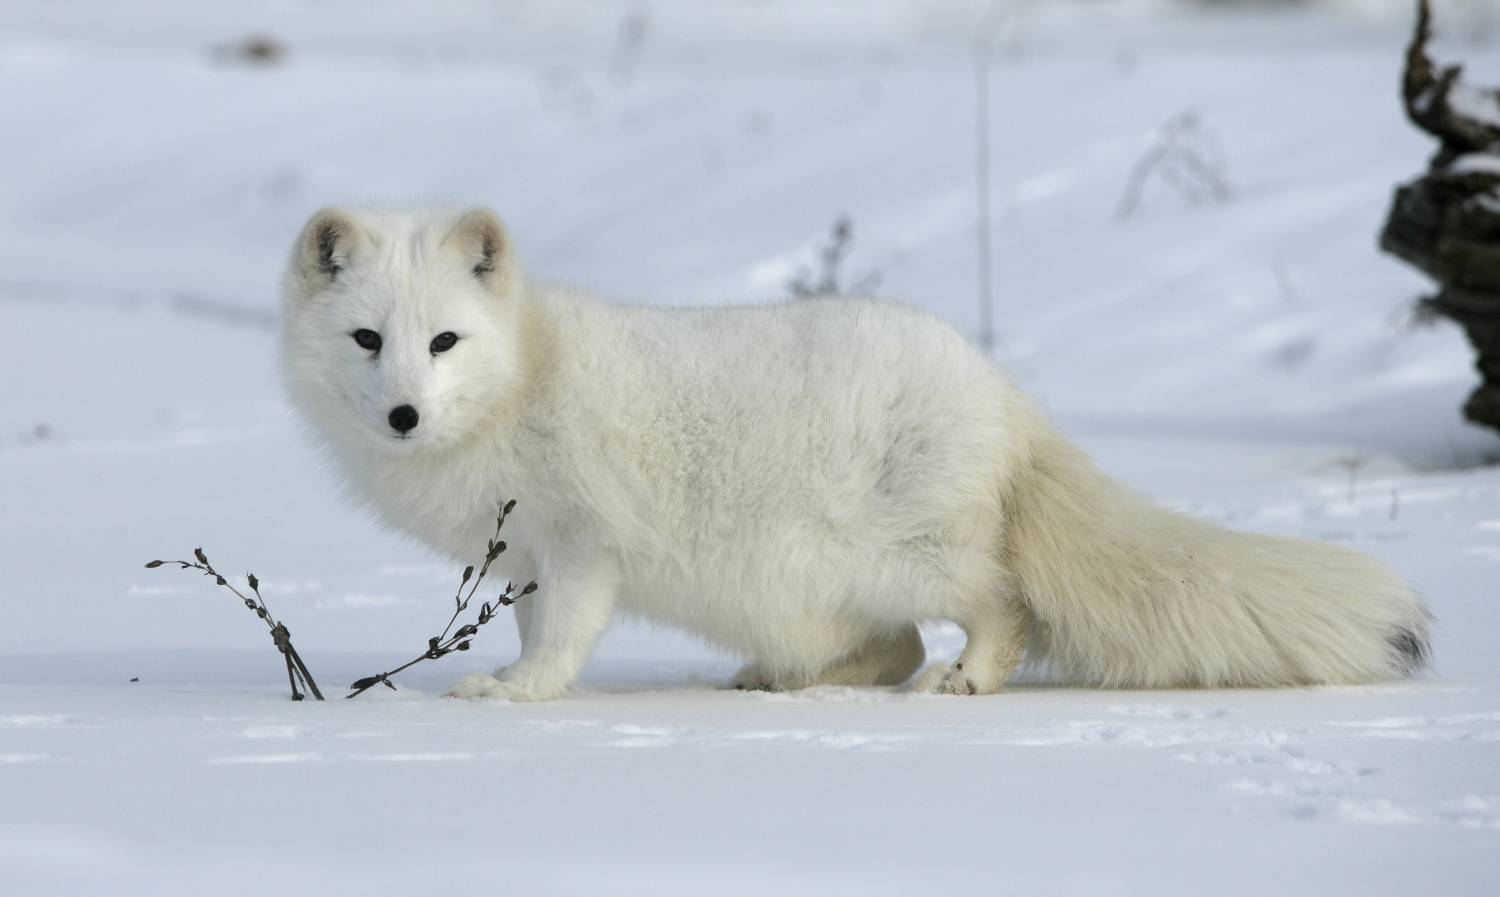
[388,405,419,434]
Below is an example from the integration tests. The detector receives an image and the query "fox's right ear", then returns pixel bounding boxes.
[292,208,362,287]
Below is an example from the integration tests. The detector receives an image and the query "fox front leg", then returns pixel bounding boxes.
[448,553,617,702]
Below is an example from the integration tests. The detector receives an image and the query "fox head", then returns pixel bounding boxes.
[280,207,530,455]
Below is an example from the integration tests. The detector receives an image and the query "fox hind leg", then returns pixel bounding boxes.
[816,624,925,687]
[731,624,925,691]
[917,597,1029,695]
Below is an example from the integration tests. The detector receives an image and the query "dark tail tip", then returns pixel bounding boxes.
[1389,627,1431,675]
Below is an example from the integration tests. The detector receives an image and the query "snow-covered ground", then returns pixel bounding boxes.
[2,1,1498,894]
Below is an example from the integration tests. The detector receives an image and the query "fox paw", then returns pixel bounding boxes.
[728,663,814,692]
[446,673,559,702]
[914,662,984,696]
[729,663,776,691]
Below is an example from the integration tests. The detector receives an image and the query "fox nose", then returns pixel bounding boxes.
[388,404,419,434]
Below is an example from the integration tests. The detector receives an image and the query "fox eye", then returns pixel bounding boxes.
[430,332,459,354]
[352,329,381,352]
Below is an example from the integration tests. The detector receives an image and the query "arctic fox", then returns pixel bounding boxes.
[280,206,1431,701]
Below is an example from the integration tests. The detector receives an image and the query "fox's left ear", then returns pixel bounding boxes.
[446,208,513,291]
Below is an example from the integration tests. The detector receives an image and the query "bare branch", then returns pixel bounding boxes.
[786,216,880,300]
[1400,0,1500,161]
[346,500,536,698]
[1117,109,1231,221]
[143,551,323,700]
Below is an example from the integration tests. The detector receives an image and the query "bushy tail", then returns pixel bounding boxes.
[1002,428,1431,688]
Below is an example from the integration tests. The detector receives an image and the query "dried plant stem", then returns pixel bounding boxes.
[145,502,535,702]
[144,551,324,701]
[346,500,537,698]
[786,216,880,300]
[1116,108,1230,221]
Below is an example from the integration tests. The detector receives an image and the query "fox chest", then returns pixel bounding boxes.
[359,450,538,563]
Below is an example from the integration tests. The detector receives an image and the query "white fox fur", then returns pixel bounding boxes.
[280,206,1432,701]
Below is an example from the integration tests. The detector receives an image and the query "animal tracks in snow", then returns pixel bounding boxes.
[1177,744,1376,779]
[6,691,1491,845]
[1195,711,1500,831]
[1107,703,1229,720]
[1327,711,1500,742]
[988,724,1282,748]
[1228,781,1500,831]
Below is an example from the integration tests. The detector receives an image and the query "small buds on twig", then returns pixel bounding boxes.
[143,549,323,700]
[143,500,533,702]
[345,501,536,699]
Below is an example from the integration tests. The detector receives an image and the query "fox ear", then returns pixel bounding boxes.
[447,208,511,287]
[294,207,362,286]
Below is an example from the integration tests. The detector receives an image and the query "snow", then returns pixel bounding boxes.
[1449,82,1500,129]
[2,1,1499,895]
[1452,152,1500,176]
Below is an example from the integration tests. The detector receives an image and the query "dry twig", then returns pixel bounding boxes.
[145,502,536,701]
[346,500,537,698]
[787,216,881,299]
[1400,0,1500,163]
[1117,108,1231,221]
[144,551,323,700]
